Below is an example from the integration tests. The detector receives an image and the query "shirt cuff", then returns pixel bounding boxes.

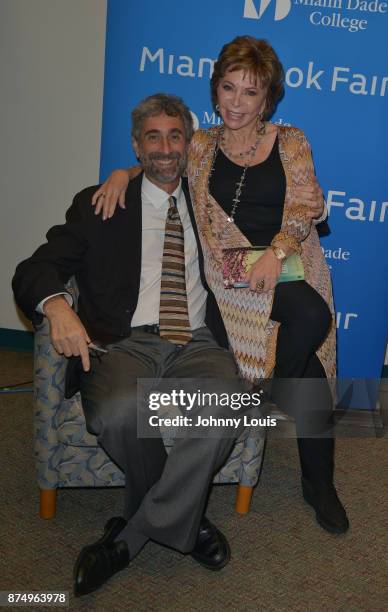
[36,292,73,314]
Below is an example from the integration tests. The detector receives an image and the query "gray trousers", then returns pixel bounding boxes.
[80,327,245,557]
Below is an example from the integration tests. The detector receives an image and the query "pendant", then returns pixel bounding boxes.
[227,217,234,223]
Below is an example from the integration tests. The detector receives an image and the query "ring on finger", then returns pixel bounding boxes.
[256,280,265,291]
[98,192,106,198]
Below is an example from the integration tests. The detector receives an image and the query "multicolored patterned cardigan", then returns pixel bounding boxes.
[187,125,336,382]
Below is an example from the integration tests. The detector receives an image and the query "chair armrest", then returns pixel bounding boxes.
[33,316,68,487]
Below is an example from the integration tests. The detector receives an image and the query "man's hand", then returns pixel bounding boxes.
[43,295,91,371]
[294,177,324,220]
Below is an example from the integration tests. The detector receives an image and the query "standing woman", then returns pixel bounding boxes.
[93,36,348,534]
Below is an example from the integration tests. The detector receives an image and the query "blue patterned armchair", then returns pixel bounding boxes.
[34,285,266,519]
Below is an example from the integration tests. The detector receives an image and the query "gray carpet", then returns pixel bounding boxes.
[0,350,387,611]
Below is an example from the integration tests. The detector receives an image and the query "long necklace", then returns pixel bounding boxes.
[207,122,266,238]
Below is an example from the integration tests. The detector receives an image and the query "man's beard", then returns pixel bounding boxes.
[140,151,187,184]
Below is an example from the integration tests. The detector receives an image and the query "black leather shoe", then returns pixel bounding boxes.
[302,477,349,534]
[97,516,128,545]
[74,517,129,597]
[190,517,231,570]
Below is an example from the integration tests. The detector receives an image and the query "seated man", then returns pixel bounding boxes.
[12,94,247,596]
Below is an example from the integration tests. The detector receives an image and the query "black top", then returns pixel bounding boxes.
[209,135,286,246]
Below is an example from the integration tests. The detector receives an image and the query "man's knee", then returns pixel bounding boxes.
[199,348,240,379]
[82,389,138,438]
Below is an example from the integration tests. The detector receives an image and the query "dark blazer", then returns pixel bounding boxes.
[12,173,228,348]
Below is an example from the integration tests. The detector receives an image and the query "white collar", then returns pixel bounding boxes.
[142,174,183,209]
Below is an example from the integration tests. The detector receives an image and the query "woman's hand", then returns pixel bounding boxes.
[245,248,282,292]
[91,169,131,220]
[293,177,324,220]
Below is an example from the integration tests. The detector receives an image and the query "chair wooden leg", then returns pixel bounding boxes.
[235,485,253,514]
[40,489,57,519]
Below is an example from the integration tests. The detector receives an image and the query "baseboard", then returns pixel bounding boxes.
[0,328,33,352]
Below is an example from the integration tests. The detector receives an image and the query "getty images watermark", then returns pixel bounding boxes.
[137,378,275,438]
[147,388,277,430]
[136,378,385,439]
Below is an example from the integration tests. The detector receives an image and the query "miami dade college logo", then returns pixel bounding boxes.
[190,111,200,131]
[243,0,292,21]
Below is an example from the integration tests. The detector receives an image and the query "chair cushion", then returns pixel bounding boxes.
[56,393,99,447]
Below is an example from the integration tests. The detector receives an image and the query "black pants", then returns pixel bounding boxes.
[270,281,335,484]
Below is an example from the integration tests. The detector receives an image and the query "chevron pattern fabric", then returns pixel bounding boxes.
[187,125,336,382]
[159,196,192,345]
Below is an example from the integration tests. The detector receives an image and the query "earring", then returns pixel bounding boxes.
[215,104,220,111]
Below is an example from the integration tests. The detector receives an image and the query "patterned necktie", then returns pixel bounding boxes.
[159,196,192,345]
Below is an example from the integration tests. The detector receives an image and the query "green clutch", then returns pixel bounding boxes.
[222,246,304,288]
